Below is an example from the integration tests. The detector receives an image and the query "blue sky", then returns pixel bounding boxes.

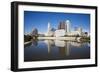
[24,11,90,34]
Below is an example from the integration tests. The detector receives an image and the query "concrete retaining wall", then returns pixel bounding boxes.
[38,37,77,41]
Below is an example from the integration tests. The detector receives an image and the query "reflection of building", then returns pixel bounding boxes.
[65,41,70,56]
[44,40,55,53]
[31,40,38,46]
[55,40,70,56]
[70,42,82,47]
[55,40,66,47]
[44,40,70,56]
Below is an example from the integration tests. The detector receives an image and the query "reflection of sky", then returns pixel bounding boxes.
[24,11,90,34]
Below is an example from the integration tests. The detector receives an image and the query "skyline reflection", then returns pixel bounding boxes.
[24,40,90,62]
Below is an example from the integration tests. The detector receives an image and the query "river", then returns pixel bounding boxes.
[24,40,90,62]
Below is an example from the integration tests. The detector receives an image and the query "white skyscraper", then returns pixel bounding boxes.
[48,22,51,32]
[66,20,70,33]
[47,22,54,36]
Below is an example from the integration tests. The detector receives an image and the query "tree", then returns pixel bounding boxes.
[24,35,32,42]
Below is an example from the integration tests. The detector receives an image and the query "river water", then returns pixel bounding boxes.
[24,40,90,62]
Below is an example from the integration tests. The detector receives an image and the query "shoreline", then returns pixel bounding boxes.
[38,36,77,41]
[24,41,32,47]
[24,36,90,45]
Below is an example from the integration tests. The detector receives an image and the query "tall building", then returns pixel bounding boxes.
[47,22,55,36]
[46,20,84,37]
[66,20,70,33]
[58,21,66,29]
[48,22,51,32]
[56,20,71,37]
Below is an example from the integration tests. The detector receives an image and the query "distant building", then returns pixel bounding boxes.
[30,28,38,36]
[45,20,87,37]
[67,31,81,36]
[58,20,70,33]
[55,20,70,37]
[66,20,70,33]
[67,27,82,36]
[46,22,55,36]
[55,29,66,37]
[48,22,51,32]
[58,21,66,29]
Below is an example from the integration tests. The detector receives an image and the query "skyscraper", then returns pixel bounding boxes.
[58,20,71,33]
[58,21,66,29]
[48,22,51,32]
[47,22,54,36]
[66,20,70,33]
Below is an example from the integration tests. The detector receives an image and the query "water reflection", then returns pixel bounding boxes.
[24,40,90,62]
[45,40,70,56]
[31,39,38,46]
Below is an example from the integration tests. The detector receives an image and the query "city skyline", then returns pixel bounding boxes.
[24,11,90,34]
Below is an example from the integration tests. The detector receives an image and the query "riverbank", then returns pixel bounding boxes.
[24,36,90,46]
[38,36,77,41]
[24,41,32,47]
